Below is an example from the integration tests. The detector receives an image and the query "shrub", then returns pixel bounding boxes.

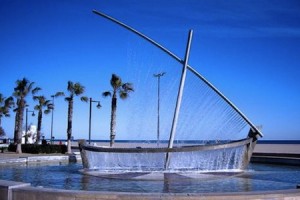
[8,144,67,154]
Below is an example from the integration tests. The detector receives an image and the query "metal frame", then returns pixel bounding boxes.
[79,137,255,171]
[92,10,263,139]
[79,138,252,153]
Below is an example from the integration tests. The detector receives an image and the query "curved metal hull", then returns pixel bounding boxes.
[78,137,256,172]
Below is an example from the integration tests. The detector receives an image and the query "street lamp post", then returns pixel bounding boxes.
[50,95,55,144]
[153,72,166,147]
[25,108,35,144]
[89,98,101,144]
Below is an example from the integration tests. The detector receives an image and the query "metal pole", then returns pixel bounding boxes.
[157,76,160,147]
[154,72,165,147]
[50,95,54,144]
[88,98,101,145]
[89,98,92,144]
[165,30,193,168]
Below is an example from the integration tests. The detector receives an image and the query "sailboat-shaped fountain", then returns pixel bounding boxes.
[78,10,263,176]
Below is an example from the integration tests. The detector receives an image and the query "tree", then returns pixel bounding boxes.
[0,93,14,128]
[65,81,88,154]
[13,78,40,153]
[102,74,134,147]
[0,127,5,137]
[33,95,52,144]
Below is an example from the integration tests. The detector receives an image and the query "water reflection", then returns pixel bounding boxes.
[0,163,299,193]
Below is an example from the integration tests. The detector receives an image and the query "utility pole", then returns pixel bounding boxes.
[153,72,165,147]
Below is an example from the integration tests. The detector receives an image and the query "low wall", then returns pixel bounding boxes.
[251,153,300,166]
[0,180,299,200]
[0,154,81,165]
[1,153,300,199]
[0,180,30,200]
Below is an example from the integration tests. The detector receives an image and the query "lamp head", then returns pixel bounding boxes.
[96,102,102,109]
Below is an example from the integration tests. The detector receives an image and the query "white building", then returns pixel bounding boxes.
[22,125,37,144]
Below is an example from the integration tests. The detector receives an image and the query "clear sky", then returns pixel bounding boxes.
[1,0,300,141]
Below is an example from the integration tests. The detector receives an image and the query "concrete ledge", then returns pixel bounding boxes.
[0,158,27,165]
[10,185,300,200]
[253,152,300,158]
[0,155,74,165]
[24,155,69,163]
[0,144,9,148]
[0,180,31,200]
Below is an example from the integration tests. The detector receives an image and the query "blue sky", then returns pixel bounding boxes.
[0,0,300,141]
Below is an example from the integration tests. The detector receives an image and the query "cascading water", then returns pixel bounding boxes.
[85,150,165,171]
[84,144,246,172]
[168,145,246,171]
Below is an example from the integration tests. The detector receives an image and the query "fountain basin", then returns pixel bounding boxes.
[1,161,300,199]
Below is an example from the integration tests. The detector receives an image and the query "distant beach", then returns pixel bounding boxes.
[66,139,300,154]
[254,143,300,154]
[255,140,300,154]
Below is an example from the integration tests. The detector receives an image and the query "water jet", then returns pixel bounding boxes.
[79,10,262,175]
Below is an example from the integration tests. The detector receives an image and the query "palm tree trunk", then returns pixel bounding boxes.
[67,98,73,154]
[110,95,117,147]
[16,99,25,153]
[13,111,19,144]
[36,110,42,144]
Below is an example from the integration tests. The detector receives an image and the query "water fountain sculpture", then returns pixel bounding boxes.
[78,10,263,176]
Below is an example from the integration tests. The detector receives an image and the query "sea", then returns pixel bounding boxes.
[53,139,300,145]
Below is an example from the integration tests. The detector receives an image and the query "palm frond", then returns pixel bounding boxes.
[65,97,72,102]
[12,91,19,98]
[80,96,89,102]
[27,82,35,94]
[47,103,54,110]
[119,91,128,99]
[33,96,39,101]
[122,82,134,92]
[32,87,41,94]
[55,92,65,97]
[102,91,111,98]
[44,100,51,105]
[4,96,14,108]
[73,82,85,96]
[67,81,74,93]
[14,78,28,94]
[34,105,40,110]
[0,94,4,103]
[110,74,122,89]
[44,109,51,115]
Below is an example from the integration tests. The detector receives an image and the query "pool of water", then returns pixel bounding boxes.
[0,163,299,193]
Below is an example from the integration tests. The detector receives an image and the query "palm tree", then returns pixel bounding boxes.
[102,74,134,147]
[0,93,14,136]
[13,78,40,153]
[33,95,52,144]
[65,81,88,154]
[0,93,14,127]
